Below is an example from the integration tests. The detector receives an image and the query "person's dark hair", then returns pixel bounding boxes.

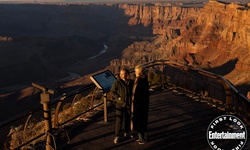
[119,66,129,74]
[117,66,130,79]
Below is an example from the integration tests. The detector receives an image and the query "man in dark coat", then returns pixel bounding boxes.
[111,67,134,144]
[131,65,149,144]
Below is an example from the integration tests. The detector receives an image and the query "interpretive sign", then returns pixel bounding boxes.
[90,70,116,93]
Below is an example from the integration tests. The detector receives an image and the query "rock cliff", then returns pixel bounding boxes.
[0,1,249,121]
[109,0,250,93]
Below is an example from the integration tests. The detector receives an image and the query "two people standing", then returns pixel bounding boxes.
[110,65,149,144]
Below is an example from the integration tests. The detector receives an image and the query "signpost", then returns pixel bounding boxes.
[90,70,116,122]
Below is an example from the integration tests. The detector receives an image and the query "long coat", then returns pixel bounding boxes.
[131,76,149,133]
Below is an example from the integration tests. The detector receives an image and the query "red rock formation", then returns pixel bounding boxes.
[1,1,249,118]
[110,0,250,93]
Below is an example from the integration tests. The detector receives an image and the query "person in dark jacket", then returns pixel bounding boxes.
[111,67,134,144]
[131,65,149,144]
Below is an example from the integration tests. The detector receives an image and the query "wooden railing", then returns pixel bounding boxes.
[0,59,249,149]
[140,60,250,125]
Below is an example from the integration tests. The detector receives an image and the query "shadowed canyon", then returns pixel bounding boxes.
[0,0,250,122]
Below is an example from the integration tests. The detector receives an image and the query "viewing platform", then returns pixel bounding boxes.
[1,60,249,150]
[58,88,244,150]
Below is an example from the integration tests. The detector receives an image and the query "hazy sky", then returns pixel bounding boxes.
[0,0,248,5]
[0,0,248,2]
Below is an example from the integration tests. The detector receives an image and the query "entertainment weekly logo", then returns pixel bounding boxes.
[207,115,247,150]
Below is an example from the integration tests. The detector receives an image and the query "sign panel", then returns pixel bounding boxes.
[90,70,116,93]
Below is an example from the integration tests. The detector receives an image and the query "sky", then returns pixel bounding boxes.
[0,0,247,2]
[0,0,248,5]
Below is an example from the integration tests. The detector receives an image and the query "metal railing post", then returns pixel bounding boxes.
[161,61,165,89]
[103,93,108,122]
[40,92,54,150]
[32,83,55,150]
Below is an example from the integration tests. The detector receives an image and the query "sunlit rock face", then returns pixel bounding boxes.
[1,1,248,91]
[0,1,249,121]
[109,1,250,93]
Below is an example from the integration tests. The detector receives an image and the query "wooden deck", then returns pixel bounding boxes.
[57,88,248,150]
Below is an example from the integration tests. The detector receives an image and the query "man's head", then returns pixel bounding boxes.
[119,67,129,81]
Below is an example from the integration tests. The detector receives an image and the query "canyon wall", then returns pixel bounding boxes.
[0,1,249,121]
[109,0,250,93]
[1,1,248,92]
